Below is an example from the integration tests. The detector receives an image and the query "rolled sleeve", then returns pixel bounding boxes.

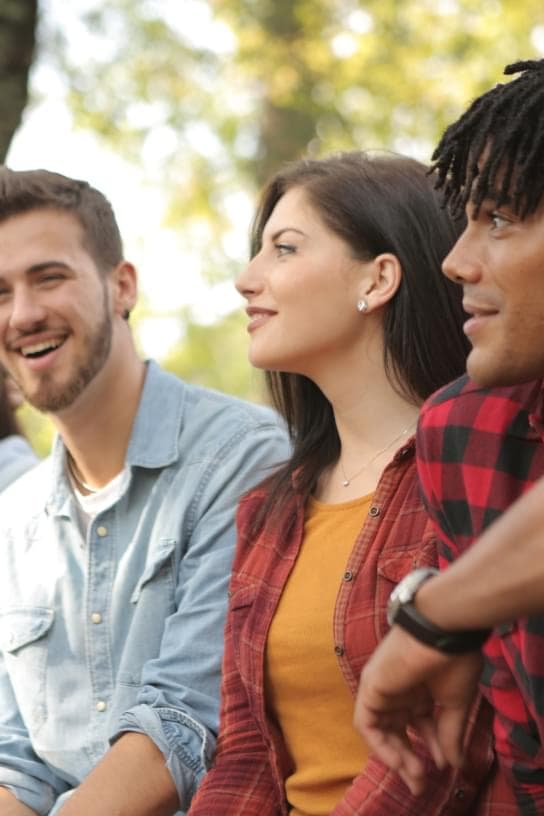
[116,704,213,807]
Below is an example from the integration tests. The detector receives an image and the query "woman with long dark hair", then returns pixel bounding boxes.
[189,152,497,814]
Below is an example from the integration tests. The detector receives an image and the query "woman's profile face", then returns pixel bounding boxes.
[236,185,371,378]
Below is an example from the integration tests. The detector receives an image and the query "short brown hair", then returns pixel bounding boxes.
[0,167,123,274]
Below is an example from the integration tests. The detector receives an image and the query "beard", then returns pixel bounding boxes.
[20,285,113,413]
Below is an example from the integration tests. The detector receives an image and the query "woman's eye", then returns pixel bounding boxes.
[275,243,296,256]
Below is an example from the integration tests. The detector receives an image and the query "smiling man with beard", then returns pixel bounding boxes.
[0,168,289,816]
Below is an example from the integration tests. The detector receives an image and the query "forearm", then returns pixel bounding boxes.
[417,479,544,629]
[0,787,38,816]
[56,733,179,816]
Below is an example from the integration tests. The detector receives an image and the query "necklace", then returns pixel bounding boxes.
[66,453,99,495]
[339,421,416,487]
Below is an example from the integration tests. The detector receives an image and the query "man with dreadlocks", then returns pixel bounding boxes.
[354,59,544,813]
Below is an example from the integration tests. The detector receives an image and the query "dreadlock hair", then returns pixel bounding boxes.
[432,59,544,219]
[246,151,469,539]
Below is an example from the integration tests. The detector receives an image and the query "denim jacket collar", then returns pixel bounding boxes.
[47,360,184,515]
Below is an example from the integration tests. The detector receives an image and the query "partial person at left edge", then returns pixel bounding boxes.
[0,167,289,816]
[0,368,38,490]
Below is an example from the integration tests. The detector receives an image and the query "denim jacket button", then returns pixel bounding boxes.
[96,700,107,712]
[91,612,103,624]
[97,526,108,537]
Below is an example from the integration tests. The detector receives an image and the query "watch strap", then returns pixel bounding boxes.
[394,602,491,654]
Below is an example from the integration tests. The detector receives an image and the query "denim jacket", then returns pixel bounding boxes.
[0,361,289,815]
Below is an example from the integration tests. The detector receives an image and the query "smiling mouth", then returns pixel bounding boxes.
[20,338,65,359]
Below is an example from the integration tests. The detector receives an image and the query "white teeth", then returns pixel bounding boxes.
[21,339,63,357]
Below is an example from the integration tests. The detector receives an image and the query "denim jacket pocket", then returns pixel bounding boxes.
[0,606,55,731]
[130,538,176,604]
[118,539,177,688]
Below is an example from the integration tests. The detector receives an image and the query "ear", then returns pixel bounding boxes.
[357,253,402,311]
[110,261,138,319]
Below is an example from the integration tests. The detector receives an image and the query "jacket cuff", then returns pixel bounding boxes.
[113,704,215,811]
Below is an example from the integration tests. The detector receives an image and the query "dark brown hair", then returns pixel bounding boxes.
[250,151,470,530]
[0,375,21,439]
[0,167,123,274]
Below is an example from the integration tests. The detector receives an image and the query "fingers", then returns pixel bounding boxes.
[415,716,445,769]
[361,725,427,796]
[435,704,469,768]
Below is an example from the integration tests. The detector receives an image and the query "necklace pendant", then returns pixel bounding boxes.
[342,479,350,487]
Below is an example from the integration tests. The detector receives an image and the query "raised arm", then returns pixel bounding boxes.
[355,476,544,793]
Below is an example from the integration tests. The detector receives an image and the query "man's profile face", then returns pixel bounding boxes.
[442,192,544,387]
[0,208,114,413]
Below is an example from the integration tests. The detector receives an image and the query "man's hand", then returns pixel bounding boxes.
[354,625,483,795]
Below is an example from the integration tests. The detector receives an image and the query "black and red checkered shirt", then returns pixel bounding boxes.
[417,374,544,814]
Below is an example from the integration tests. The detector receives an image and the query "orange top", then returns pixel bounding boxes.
[265,494,371,816]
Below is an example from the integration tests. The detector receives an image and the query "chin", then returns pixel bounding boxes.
[467,349,544,388]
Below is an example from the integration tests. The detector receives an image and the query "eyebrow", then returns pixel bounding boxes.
[269,227,307,241]
[0,261,72,285]
[26,261,72,274]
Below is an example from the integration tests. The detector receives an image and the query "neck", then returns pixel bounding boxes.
[314,361,420,503]
[55,346,146,490]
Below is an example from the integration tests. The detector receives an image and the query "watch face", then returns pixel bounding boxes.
[387,567,439,626]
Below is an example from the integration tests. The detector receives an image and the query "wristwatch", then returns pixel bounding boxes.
[387,567,491,654]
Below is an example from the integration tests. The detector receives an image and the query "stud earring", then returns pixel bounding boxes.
[357,298,368,313]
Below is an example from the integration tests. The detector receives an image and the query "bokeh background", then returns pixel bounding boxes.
[3,0,544,452]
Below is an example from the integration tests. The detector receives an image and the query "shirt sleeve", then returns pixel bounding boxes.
[0,649,69,815]
[113,419,289,812]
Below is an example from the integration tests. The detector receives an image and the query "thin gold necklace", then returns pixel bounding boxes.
[339,421,416,487]
[66,453,99,495]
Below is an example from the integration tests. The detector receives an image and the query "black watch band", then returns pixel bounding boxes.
[394,602,491,655]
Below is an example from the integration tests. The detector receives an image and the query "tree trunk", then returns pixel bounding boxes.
[0,0,38,162]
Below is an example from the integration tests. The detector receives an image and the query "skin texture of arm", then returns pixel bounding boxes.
[56,733,179,816]
[354,477,544,794]
[0,787,38,815]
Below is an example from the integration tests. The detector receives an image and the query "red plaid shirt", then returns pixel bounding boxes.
[189,442,502,815]
[417,375,544,814]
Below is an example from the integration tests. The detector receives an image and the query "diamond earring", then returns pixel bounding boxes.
[357,298,369,313]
